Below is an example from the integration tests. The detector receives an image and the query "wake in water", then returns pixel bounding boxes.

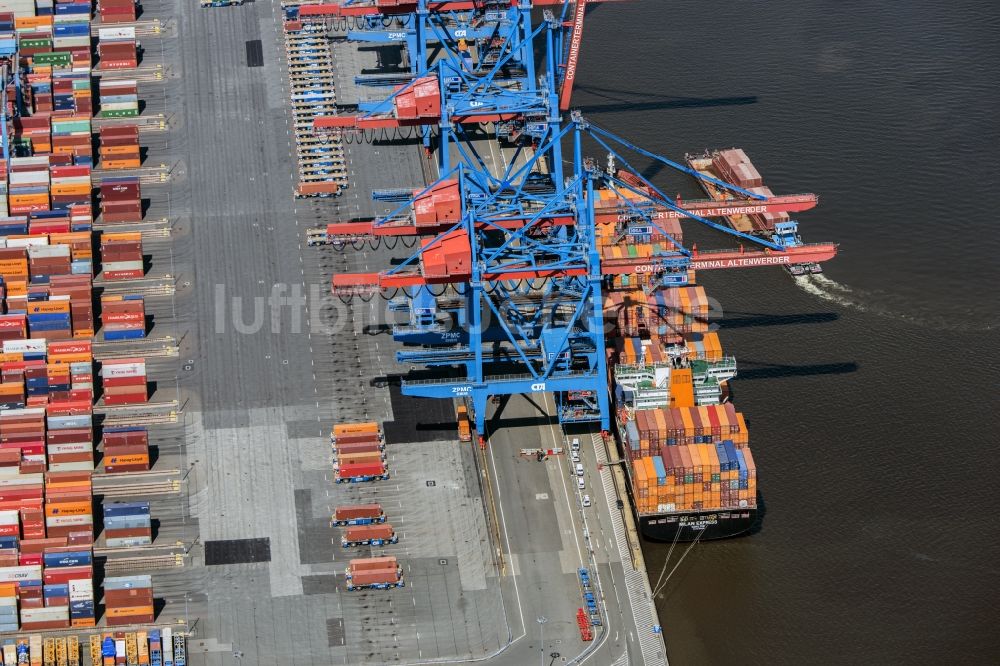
[793,275,996,332]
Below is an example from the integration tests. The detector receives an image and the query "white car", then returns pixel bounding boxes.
[582,495,592,507]
[571,451,580,463]
[577,477,585,490]
[571,437,580,451]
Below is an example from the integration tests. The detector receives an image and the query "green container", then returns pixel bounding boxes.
[33,52,72,67]
[20,39,52,49]
[51,120,91,133]
[101,109,140,118]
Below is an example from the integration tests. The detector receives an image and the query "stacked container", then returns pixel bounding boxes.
[0,582,16,632]
[99,125,141,170]
[710,149,763,189]
[68,576,94,626]
[50,119,92,163]
[103,501,151,547]
[46,405,94,472]
[44,471,93,538]
[100,232,144,279]
[98,79,139,118]
[103,575,154,626]
[0,408,47,469]
[26,297,71,340]
[100,358,147,405]
[101,295,146,340]
[97,27,137,70]
[100,176,142,223]
[51,0,91,54]
[7,158,50,214]
[101,427,150,473]
[97,0,137,24]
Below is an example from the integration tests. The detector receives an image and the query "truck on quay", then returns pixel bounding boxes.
[456,404,472,442]
[341,524,397,548]
[200,0,242,7]
[334,461,389,483]
[345,556,404,591]
[331,503,386,527]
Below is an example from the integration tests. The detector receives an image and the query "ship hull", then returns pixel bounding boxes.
[638,508,756,542]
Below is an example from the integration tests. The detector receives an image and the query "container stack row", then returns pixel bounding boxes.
[604,285,710,342]
[0,340,94,423]
[631,442,757,514]
[96,26,138,71]
[625,404,747,456]
[104,575,154,626]
[98,124,141,170]
[101,427,150,473]
[99,358,148,406]
[100,295,146,341]
[103,501,151,548]
[99,231,144,280]
[0,467,97,630]
[98,78,139,119]
[99,176,142,224]
[282,19,345,198]
[331,422,387,483]
[97,0,138,24]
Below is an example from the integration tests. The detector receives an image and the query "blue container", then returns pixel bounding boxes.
[103,502,150,517]
[104,426,146,434]
[651,455,667,485]
[43,583,70,598]
[70,600,95,613]
[48,415,92,429]
[0,536,18,549]
[43,551,92,568]
[27,312,71,323]
[29,322,71,332]
[103,327,145,341]
[103,517,151,530]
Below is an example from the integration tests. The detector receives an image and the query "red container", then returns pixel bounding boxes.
[334,504,382,522]
[344,524,394,542]
[349,567,400,586]
[335,441,382,455]
[337,462,386,479]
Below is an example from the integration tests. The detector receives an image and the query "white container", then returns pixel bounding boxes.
[45,515,93,527]
[100,361,146,378]
[0,566,42,583]
[2,339,46,354]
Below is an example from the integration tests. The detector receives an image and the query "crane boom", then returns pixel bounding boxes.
[559,1,589,111]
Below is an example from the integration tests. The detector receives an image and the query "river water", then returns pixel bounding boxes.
[575,3,1000,663]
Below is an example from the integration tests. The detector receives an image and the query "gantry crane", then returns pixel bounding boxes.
[300,1,836,435]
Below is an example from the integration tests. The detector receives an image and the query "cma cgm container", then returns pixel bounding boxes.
[342,524,396,548]
[331,503,385,527]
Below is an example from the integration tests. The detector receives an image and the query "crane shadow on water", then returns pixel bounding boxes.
[719,311,840,330]
[574,83,758,116]
[734,360,859,382]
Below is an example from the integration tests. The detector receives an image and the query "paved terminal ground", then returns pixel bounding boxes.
[87,0,666,664]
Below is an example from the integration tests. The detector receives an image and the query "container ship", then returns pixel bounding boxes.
[685,148,822,276]
[597,187,758,542]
